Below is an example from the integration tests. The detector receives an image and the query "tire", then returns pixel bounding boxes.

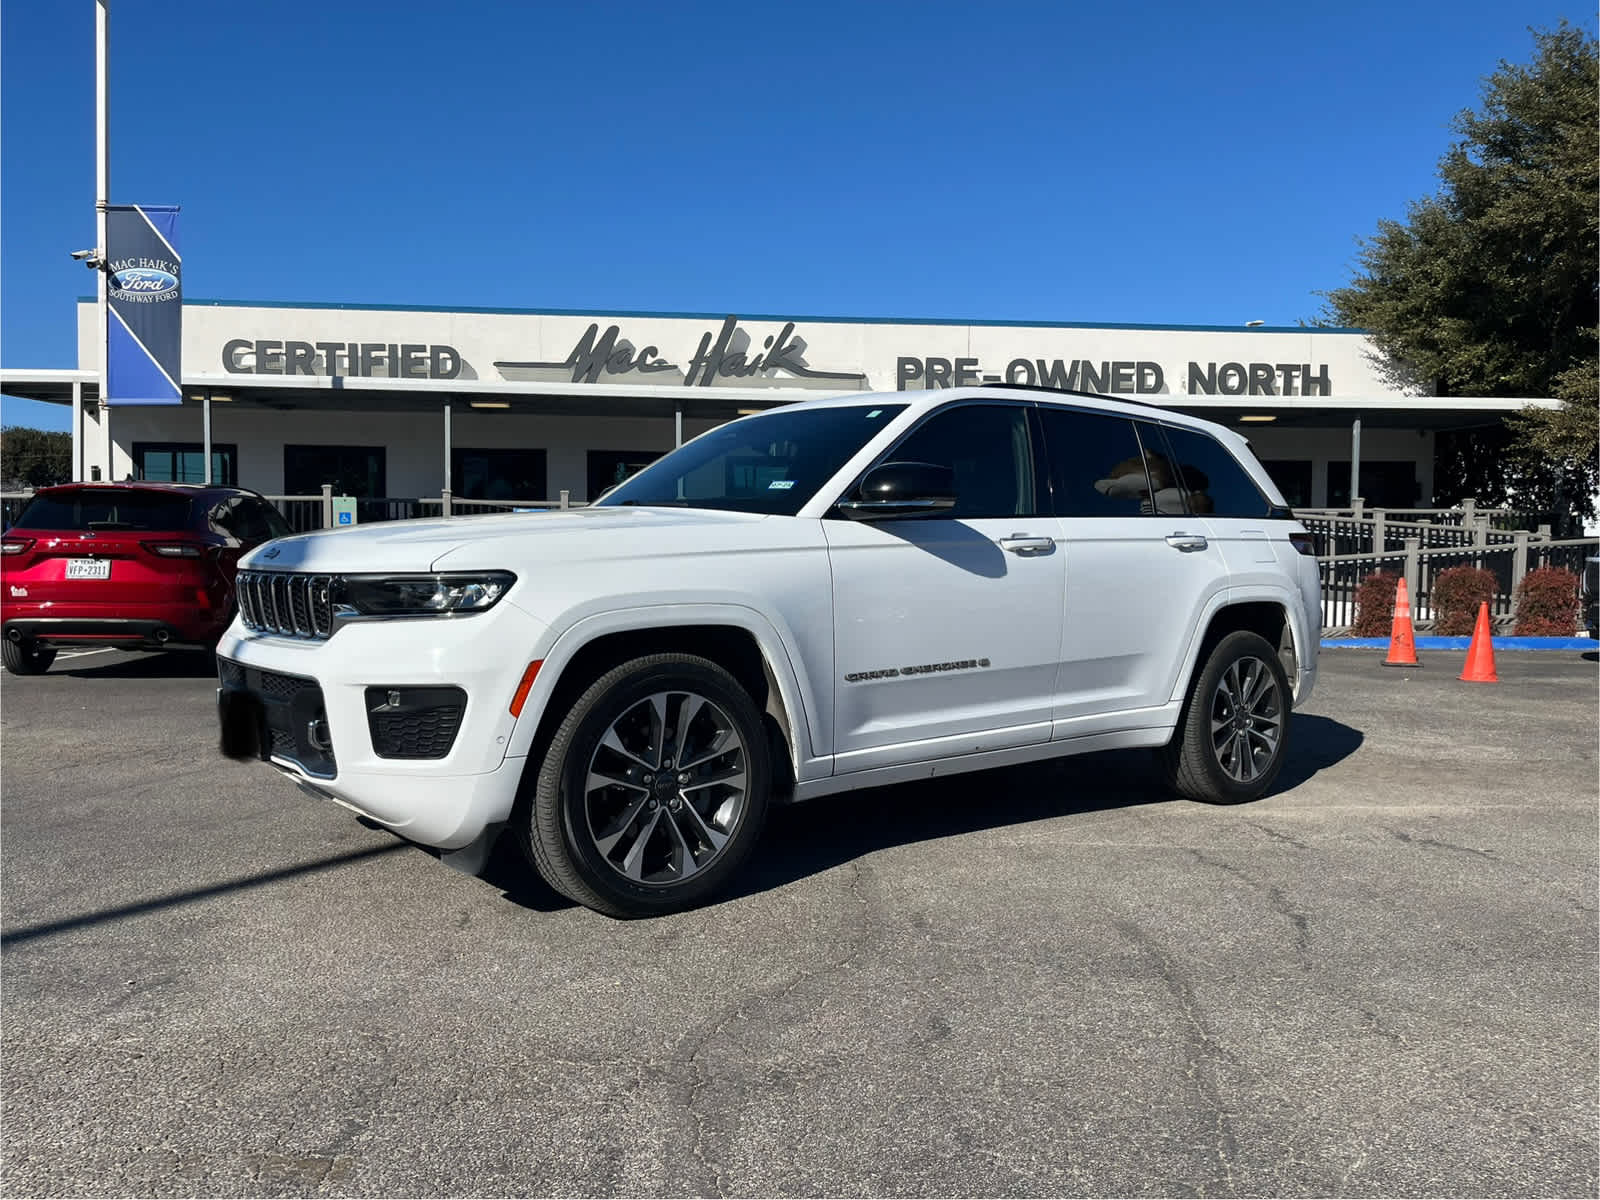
[520,653,772,918]
[2,638,57,676]
[1159,630,1290,805]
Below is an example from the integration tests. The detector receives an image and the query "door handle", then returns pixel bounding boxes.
[998,535,1055,555]
[1165,533,1209,552]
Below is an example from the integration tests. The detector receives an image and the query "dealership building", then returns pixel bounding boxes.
[1,298,1558,513]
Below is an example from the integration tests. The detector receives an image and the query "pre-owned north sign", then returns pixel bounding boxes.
[896,356,1334,396]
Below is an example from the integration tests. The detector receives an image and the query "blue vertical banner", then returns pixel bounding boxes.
[105,204,182,405]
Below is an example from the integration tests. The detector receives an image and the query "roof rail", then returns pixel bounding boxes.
[977,381,1163,408]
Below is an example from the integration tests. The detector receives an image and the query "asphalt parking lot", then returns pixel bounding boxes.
[2,646,1596,1198]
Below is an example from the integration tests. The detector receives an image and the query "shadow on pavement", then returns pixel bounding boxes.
[1273,713,1365,790]
[54,649,219,680]
[0,842,411,946]
[464,712,1364,915]
[730,714,1362,903]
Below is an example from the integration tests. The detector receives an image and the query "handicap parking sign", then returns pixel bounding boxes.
[331,496,358,527]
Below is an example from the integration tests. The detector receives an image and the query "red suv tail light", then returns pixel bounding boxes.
[1287,532,1317,557]
[141,540,204,558]
[1,537,34,556]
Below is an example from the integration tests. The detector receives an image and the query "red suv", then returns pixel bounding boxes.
[1,482,292,675]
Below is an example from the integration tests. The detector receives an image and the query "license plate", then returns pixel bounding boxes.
[65,558,111,580]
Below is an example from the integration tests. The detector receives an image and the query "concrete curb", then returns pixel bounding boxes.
[1322,637,1597,651]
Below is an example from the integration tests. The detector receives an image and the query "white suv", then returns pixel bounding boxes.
[217,386,1321,917]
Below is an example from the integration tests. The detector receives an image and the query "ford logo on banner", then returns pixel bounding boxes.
[112,267,179,295]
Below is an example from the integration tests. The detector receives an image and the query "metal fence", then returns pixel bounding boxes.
[1296,508,1542,557]
[261,485,586,531]
[1319,536,1599,633]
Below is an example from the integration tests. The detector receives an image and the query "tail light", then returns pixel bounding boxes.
[141,540,204,558]
[1287,532,1317,557]
[1,537,34,556]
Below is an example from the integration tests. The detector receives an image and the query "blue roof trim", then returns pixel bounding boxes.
[73,295,1366,335]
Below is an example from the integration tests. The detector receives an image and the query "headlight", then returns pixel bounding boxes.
[335,572,516,617]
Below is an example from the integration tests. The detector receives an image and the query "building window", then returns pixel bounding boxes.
[1262,460,1312,508]
[133,442,237,486]
[1328,461,1418,509]
[587,450,662,501]
[452,448,547,501]
[284,445,386,498]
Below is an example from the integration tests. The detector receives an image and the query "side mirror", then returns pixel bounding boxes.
[837,461,957,521]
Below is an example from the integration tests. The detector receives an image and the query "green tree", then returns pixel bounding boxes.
[0,427,72,489]
[1322,24,1598,529]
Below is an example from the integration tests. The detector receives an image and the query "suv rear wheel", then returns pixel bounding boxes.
[2,638,57,676]
[1160,630,1289,804]
[521,653,771,918]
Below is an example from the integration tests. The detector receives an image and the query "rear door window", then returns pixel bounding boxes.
[11,489,194,531]
[1158,425,1275,518]
[1036,407,1165,517]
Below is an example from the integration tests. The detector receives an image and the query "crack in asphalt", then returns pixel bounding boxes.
[664,860,878,1196]
[1241,819,1312,852]
[1388,827,1499,862]
[1188,851,1313,965]
[1112,917,1238,1197]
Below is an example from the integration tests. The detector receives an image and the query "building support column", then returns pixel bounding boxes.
[1350,418,1362,508]
[443,400,453,494]
[71,380,84,481]
[202,389,213,484]
[674,402,683,448]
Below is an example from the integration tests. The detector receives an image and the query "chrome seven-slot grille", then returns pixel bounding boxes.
[236,571,334,639]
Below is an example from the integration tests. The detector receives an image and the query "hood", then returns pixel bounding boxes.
[243,505,770,573]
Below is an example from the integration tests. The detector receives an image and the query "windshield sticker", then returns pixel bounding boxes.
[767,479,796,490]
[866,409,883,418]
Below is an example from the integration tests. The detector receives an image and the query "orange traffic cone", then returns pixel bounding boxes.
[1383,577,1421,668]
[1459,602,1499,683]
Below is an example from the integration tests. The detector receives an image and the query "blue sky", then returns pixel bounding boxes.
[2,0,1589,431]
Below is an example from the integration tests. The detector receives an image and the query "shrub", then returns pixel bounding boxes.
[1353,571,1400,636]
[1430,566,1497,635]
[1513,566,1579,636]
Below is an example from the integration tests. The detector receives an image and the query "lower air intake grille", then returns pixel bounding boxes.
[365,687,467,759]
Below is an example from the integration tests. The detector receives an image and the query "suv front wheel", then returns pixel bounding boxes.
[521,653,772,918]
[1160,630,1290,804]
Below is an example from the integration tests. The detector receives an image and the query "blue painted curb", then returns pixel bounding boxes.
[1322,637,1597,651]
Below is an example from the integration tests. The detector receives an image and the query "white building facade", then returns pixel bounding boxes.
[2,298,1560,512]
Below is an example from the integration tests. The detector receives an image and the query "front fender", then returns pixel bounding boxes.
[503,601,829,781]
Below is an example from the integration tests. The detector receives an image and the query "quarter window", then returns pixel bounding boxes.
[887,404,1040,519]
[1159,425,1274,517]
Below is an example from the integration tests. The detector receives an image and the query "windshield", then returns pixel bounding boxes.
[595,404,906,515]
[12,488,194,532]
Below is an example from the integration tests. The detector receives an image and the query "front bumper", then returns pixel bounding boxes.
[215,600,550,849]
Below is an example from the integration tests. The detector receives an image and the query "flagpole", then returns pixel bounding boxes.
[96,0,110,479]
